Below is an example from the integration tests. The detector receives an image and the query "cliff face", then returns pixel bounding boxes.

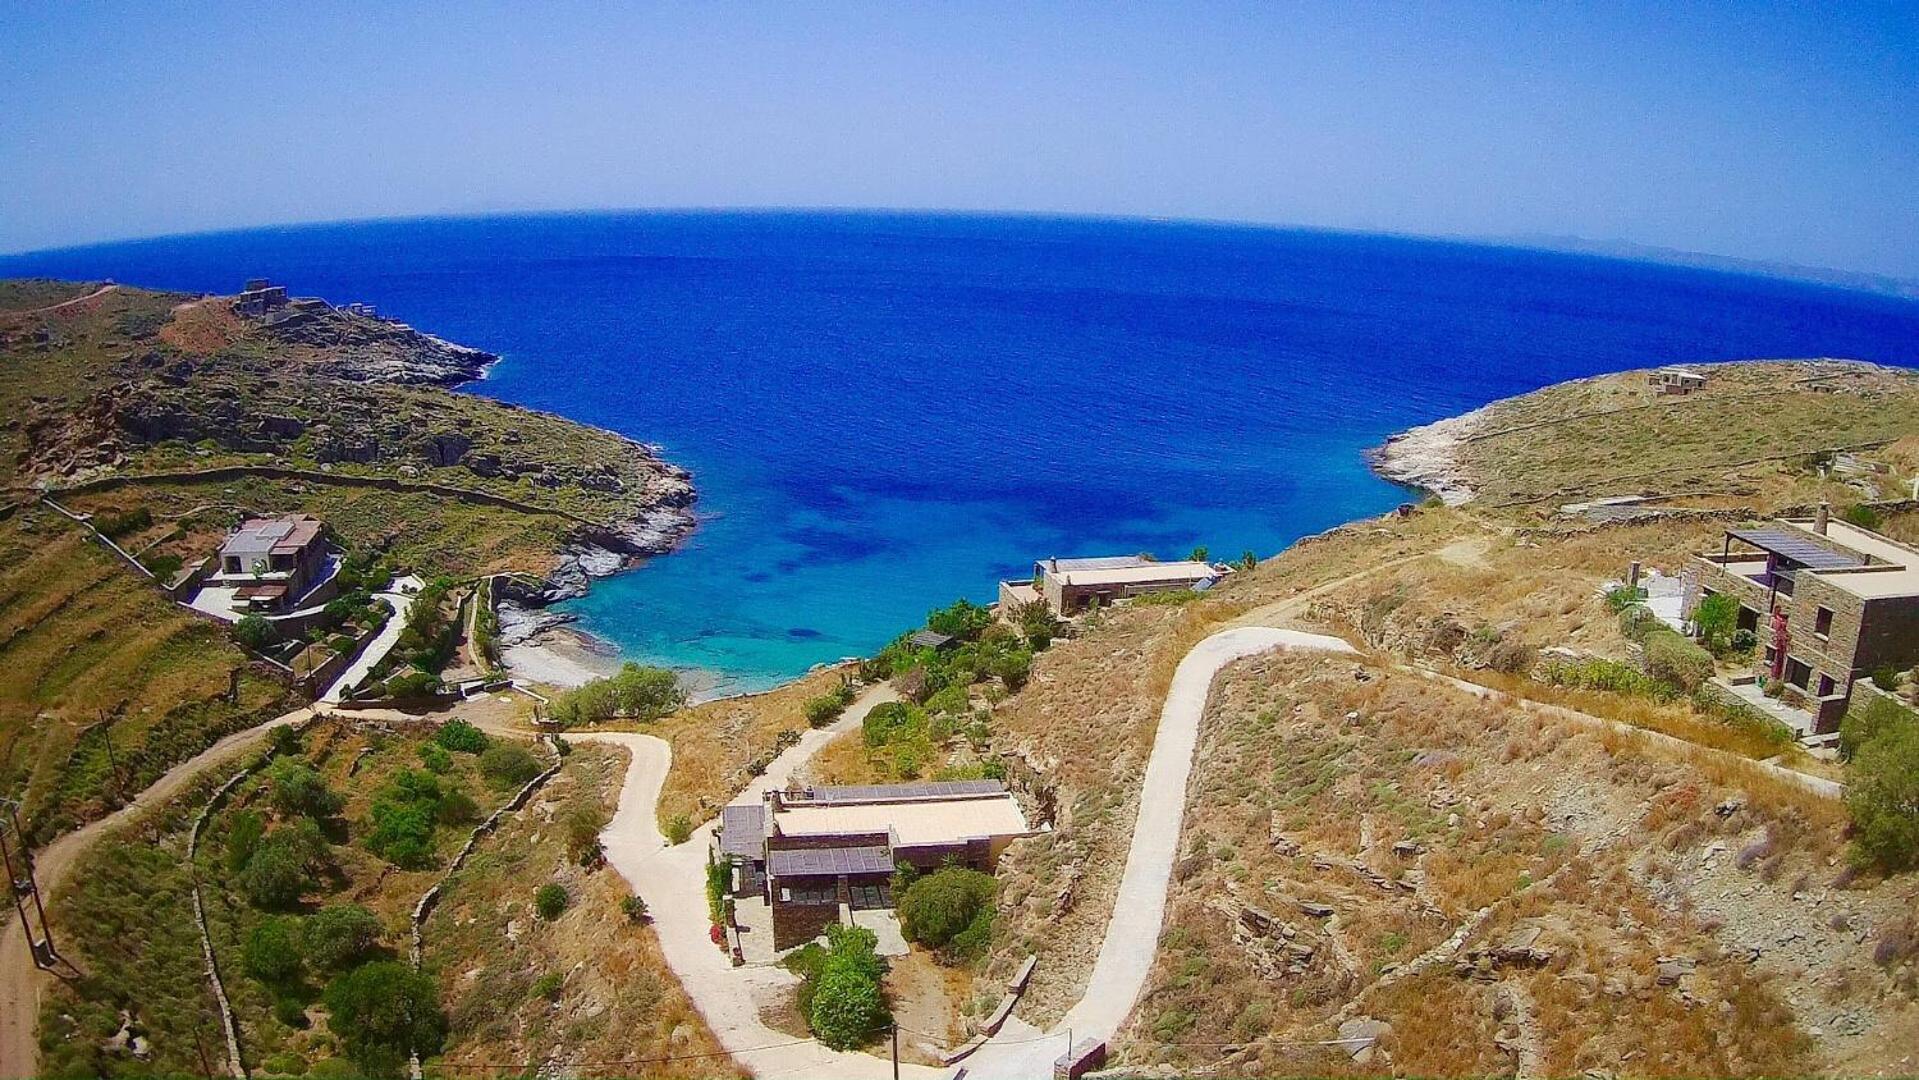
[256,301,499,385]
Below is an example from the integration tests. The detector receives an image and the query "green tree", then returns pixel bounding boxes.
[234,613,273,651]
[1847,721,1919,871]
[1692,593,1739,654]
[264,757,342,819]
[1013,599,1061,652]
[478,744,543,788]
[1839,696,1919,761]
[243,917,304,985]
[1188,546,1210,563]
[808,925,891,1049]
[862,701,927,748]
[898,867,997,961]
[323,961,447,1079]
[240,819,328,909]
[547,663,686,727]
[303,904,385,972]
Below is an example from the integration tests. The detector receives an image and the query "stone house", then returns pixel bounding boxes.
[208,514,335,612]
[715,780,1035,950]
[1684,508,1919,732]
[1000,555,1228,616]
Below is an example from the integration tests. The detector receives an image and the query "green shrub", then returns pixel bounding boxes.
[1603,584,1647,612]
[548,662,686,727]
[705,855,728,925]
[531,972,565,1000]
[1643,630,1714,692]
[1847,721,1919,871]
[364,770,451,869]
[234,613,274,650]
[622,895,649,923]
[381,670,443,700]
[323,961,447,1078]
[665,813,694,845]
[433,718,490,753]
[897,867,996,962]
[535,883,569,920]
[1617,603,1660,643]
[302,904,385,972]
[1840,695,1919,761]
[1013,599,1061,651]
[1873,665,1903,692]
[418,744,453,774]
[1842,504,1882,529]
[94,507,152,539]
[479,744,543,788]
[807,925,891,1049]
[143,553,184,580]
[1692,593,1739,654]
[243,917,304,985]
[226,809,266,873]
[1538,657,1676,702]
[926,599,994,641]
[804,681,857,727]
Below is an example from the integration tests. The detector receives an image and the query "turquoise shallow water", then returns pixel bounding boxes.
[7,211,1919,692]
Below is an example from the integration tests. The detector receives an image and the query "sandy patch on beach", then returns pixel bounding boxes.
[503,626,624,688]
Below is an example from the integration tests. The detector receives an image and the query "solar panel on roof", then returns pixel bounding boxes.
[769,846,895,876]
[1728,529,1865,570]
[806,780,1004,803]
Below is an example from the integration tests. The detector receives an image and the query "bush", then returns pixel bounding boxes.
[622,895,649,923]
[705,855,729,926]
[804,681,857,727]
[1842,504,1882,530]
[926,599,994,641]
[1013,600,1061,651]
[323,961,446,1079]
[1603,584,1647,612]
[94,506,153,539]
[548,662,686,727]
[1617,603,1660,643]
[433,719,490,753]
[898,867,996,962]
[143,553,184,581]
[234,613,274,651]
[565,808,604,867]
[862,701,927,748]
[1731,628,1758,653]
[479,744,543,789]
[226,809,266,873]
[418,744,452,774]
[1873,665,1903,692]
[303,904,385,972]
[1644,629,1714,692]
[531,972,565,1001]
[243,917,304,985]
[1539,656,1677,702]
[365,770,451,869]
[381,670,443,700]
[1692,593,1739,654]
[1848,721,1919,871]
[1840,695,1919,761]
[264,757,342,819]
[534,883,569,920]
[808,925,891,1049]
[240,819,327,909]
[665,813,694,845]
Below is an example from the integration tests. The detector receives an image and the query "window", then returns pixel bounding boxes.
[783,881,837,906]
[848,882,893,910]
[1785,658,1812,690]
[1813,606,1833,638]
[1817,674,1836,697]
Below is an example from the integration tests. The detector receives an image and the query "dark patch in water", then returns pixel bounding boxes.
[786,628,823,640]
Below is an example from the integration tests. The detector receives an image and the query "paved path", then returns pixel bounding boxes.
[576,682,935,1080]
[961,627,1357,1080]
[0,705,317,1080]
[322,575,423,702]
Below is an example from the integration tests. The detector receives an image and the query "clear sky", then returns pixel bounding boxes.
[2,2,1915,278]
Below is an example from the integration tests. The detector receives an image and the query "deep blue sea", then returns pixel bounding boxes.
[7,212,1919,692]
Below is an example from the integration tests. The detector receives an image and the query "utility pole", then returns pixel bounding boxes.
[891,1022,900,1080]
[0,798,75,977]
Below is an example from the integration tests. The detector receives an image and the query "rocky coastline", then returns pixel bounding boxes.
[1365,404,1486,506]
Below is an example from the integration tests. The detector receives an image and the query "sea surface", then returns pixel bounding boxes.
[7,212,1919,692]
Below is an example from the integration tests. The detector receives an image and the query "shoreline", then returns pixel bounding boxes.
[1364,404,1486,506]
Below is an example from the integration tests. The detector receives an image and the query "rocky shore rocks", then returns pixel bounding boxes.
[1366,405,1486,506]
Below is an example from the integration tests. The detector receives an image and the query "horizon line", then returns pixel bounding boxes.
[4,204,1916,303]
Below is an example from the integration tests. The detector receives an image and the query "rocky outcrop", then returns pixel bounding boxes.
[258,304,498,386]
[1366,406,1486,506]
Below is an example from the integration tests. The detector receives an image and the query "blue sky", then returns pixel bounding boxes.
[2,2,1915,278]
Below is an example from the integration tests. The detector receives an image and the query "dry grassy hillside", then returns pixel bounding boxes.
[1122,652,1917,1076]
[0,506,294,842]
[1431,360,1919,511]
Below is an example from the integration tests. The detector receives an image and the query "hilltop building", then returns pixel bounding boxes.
[716,780,1035,951]
[232,278,289,317]
[1684,507,1919,733]
[1648,366,1709,395]
[999,555,1229,616]
[207,514,336,613]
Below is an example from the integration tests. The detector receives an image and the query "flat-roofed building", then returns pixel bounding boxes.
[1685,509,1919,732]
[208,514,334,612]
[715,780,1036,949]
[1000,555,1229,616]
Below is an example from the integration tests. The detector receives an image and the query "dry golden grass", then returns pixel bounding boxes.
[650,663,853,827]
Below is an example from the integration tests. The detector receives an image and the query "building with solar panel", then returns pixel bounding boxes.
[1684,507,1919,734]
[715,780,1037,952]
